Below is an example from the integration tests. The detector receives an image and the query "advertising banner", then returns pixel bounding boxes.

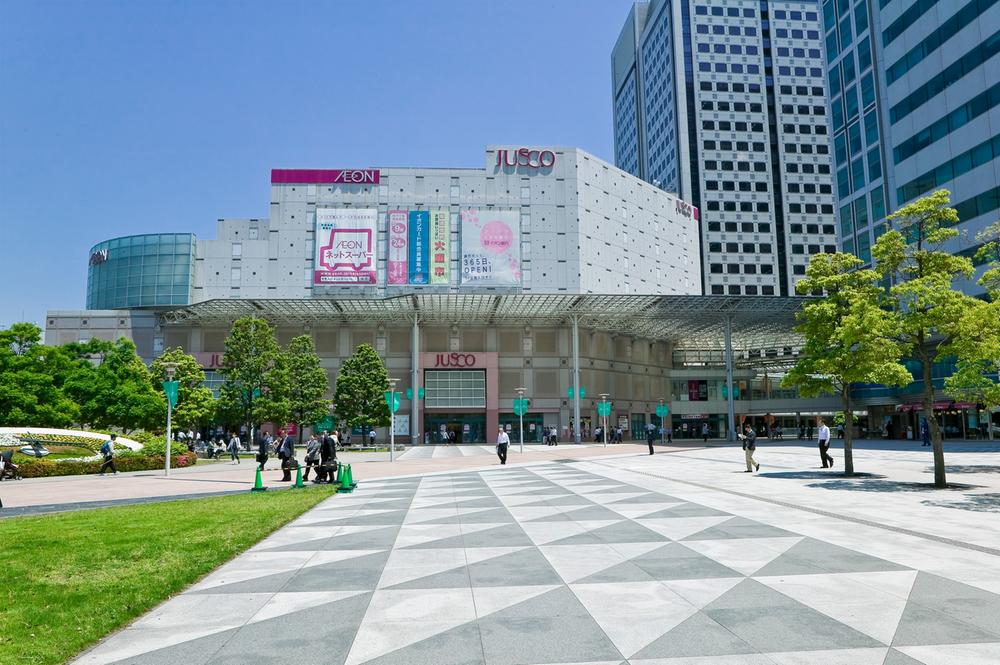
[460,209,521,286]
[387,210,408,285]
[314,208,377,284]
[430,210,450,284]
[408,211,429,284]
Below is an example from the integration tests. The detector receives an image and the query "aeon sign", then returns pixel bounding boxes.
[89,249,109,265]
[434,353,477,368]
[495,148,556,169]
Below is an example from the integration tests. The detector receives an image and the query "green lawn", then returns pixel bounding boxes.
[0,486,336,665]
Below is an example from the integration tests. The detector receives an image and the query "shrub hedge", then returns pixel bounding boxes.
[15,451,197,478]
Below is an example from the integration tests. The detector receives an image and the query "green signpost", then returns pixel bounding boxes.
[597,400,612,417]
[162,380,179,408]
[655,404,669,418]
[567,386,586,399]
[405,387,426,400]
[383,391,401,413]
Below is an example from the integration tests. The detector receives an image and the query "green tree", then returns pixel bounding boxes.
[0,323,81,427]
[64,338,166,433]
[872,189,978,487]
[149,348,216,431]
[943,221,1000,427]
[334,343,390,434]
[284,335,332,445]
[216,317,289,441]
[782,253,911,475]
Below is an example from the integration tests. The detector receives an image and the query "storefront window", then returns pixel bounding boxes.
[424,369,486,408]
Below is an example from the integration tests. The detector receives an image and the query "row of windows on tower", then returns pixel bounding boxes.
[704,140,766,152]
[707,221,772,233]
[779,84,825,97]
[782,124,829,136]
[697,43,761,55]
[699,81,764,94]
[711,284,776,295]
[791,244,836,255]
[709,242,774,255]
[695,24,759,37]
[704,161,769,173]
[780,104,826,116]
[706,201,770,213]
[776,47,822,59]
[700,101,764,113]
[702,120,765,132]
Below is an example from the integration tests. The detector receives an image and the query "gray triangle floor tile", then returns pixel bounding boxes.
[189,569,298,595]
[589,519,670,544]
[478,588,625,664]
[607,492,683,504]
[630,542,743,580]
[883,647,930,665]
[468,547,564,587]
[459,511,516,525]
[574,560,655,584]
[384,564,471,590]
[544,531,607,546]
[283,551,390,592]
[642,503,731,518]
[451,498,505,509]
[525,511,585,523]
[401,531,472,550]
[704,579,883,653]
[462,523,534,548]
[906,571,1000,637]
[106,627,241,665]
[754,537,910,577]
[563,506,628,521]
[683,516,797,541]
[631,611,757,660]
[207,591,372,665]
[892,599,1000,647]
[515,495,596,508]
[309,512,407,527]
[318,525,402,551]
[360,620,486,665]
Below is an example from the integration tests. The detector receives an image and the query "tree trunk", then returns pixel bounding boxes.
[919,343,947,487]
[842,388,855,476]
[297,423,304,447]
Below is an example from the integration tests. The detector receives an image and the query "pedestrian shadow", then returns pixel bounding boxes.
[922,493,1000,513]
[757,471,887,480]
[936,465,1000,475]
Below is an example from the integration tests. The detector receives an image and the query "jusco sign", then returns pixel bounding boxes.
[495,148,556,169]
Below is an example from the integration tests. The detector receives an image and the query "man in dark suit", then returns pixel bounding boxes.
[256,430,271,471]
[646,424,656,455]
[278,429,295,481]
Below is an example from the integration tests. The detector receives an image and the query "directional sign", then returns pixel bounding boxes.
[568,387,586,399]
[655,404,669,418]
[513,397,530,416]
[383,391,401,413]
[405,387,426,400]
[721,385,741,399]
[162,380,179,408]
[597,401,612,417]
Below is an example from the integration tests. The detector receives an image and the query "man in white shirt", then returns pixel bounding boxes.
[817,419,834,468]
[496,427,510,465]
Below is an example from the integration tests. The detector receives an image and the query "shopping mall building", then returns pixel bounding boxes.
[45,144,916,444]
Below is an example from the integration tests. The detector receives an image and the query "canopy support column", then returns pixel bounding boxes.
[725,315,736,442]
[572,315,581,444]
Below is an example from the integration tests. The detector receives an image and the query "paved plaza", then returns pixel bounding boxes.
[65,442,1000,664]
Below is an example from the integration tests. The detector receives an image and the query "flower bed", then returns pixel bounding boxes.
[15,451,198,478]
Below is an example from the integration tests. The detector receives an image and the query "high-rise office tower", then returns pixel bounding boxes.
[613,0,839,296]
[822,0,999,295]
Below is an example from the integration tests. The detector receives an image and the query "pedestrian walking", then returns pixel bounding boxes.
[646,424,656,455]
[496,426,510,465]
[315,430,336,483]
[817,419,834,468]
[277,429,295,481]
[257,430,271,471]
[836,423,845,440]
[665,426,673,443]
[228,431,241,464]
[368,428,376,447]
[920,418,931,446]
[798,424,806,440]
[99,434,119,475]
[702,422,710,442]
[741,425,760,472]
[807,424,814,440]
[302,433,320,480]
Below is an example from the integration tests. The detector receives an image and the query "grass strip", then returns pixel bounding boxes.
[0,485,336,665]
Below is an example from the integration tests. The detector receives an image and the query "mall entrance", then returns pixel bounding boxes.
[499,413,545,443]
[424,413,486,444]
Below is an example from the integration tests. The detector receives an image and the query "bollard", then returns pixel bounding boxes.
[251,467,267,492]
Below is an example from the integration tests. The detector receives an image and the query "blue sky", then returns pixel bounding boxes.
[0,0,635,328]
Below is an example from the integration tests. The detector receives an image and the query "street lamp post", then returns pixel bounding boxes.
[658,398,665,445]
[389,378,398,462]
[162,362,179,476]
[600,393,609,448]
[516,387,526,454]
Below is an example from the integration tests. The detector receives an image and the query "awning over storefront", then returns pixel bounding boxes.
[157,294,809,352]
[896,401,973,412]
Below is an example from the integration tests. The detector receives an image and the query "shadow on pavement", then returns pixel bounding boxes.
[757,471,886,480]
[922,493,1000,513]
[804,478,981,493]
[936,465,1000,475]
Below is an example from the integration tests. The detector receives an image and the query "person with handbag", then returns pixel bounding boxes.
[256,430,272,471]
[302,433,320,481]
[277,429,295,481]
[741,425,759,473]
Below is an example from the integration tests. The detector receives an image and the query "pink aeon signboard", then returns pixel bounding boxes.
[271,169,380,184]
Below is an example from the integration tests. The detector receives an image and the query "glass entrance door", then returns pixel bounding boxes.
[424,413,486,443]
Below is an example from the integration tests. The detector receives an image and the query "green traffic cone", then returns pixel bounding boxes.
[333,462,342,487]
[340,464,354,493]
[346,464,356,489]
[251,467,267,492]
[293,464,305,488]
